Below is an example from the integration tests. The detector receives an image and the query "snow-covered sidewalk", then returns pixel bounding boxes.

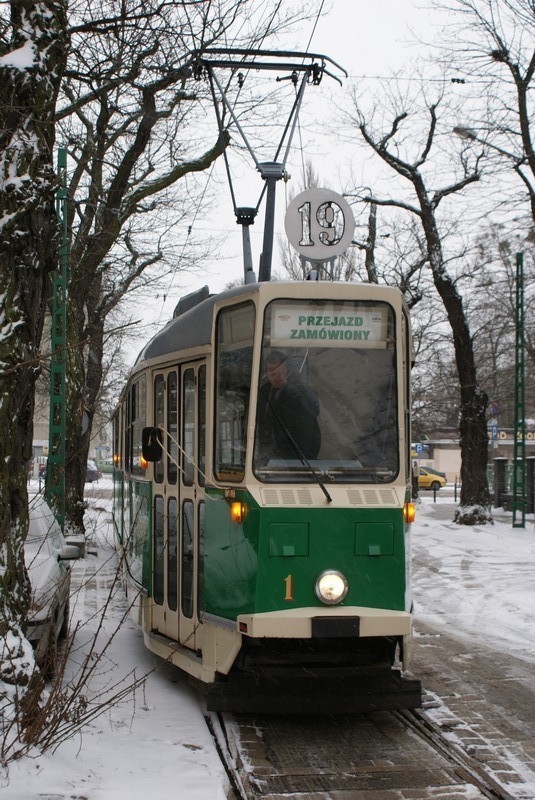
[412,494,535,665]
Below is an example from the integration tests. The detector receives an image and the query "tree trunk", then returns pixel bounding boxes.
[0,0,68,699]
[416,186,491,523]
[64,282,105,537]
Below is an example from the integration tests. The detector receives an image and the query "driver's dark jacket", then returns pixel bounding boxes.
[256,379,321,463]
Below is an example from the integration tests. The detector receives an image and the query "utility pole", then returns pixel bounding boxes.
[512,252,526,528]
[46,148,68,529]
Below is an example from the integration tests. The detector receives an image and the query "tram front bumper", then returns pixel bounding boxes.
[236,606,411,639]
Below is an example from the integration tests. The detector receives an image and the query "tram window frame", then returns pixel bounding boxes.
[253,298,400,484]
[214,301,255,483]
[126,375,147,477]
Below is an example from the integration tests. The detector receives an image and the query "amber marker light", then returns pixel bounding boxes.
[140,454,149,470]
[230,501,247,523]
[404,502,416,524]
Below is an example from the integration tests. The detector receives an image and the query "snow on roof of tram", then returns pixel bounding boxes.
[135,283,255,364]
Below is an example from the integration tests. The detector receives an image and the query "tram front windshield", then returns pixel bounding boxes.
[253,299,399,484]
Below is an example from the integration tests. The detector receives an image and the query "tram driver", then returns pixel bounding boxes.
[255,350,321,465]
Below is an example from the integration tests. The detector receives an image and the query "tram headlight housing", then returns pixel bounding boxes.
[230,501,247,523]
[315,570,348,605]
[404,502,416,524]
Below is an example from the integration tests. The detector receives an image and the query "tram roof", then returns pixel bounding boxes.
[135,283,254,366]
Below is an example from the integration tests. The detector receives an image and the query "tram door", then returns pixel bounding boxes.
[151,362,206,651]
[178,362,206,650]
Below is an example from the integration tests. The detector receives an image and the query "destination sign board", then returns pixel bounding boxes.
[271,304,388,348]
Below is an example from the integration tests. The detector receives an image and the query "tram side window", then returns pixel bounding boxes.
[154,375,164,483]
[214,302,255,482]
[168,371,178,484]
[126,376,147,477]
[198,365,206,486]
[182,500,194,620]
[403,309,412,481]
[112,409,122,473]
[198,501,205,616]
[182,369,195,486]
[154,496,164,606]
[167,497,178,612]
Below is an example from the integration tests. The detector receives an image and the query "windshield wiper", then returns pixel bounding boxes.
[267,399,332,503]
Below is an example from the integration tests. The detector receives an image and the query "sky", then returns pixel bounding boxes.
[2,483,534,799]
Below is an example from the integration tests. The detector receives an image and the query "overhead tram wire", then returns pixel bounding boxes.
[153,166,216,328]
[303,0,327,55]
[293,0,328,190]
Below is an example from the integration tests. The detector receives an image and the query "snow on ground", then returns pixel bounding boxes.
[1,479,534,798]
[412,493,535,665]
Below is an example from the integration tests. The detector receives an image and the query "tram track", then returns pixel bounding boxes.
[204,711,249,800]
[205,706,521,800]
[395,708,516,800]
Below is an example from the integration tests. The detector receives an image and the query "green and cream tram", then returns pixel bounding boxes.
[113,279,421,712]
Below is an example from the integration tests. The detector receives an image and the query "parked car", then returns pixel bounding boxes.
[25,497,80,676]
[418,467,447,491]
[86,459,102,482]
[38,459,102,483]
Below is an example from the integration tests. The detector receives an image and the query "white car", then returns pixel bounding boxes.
[25,497,80,676]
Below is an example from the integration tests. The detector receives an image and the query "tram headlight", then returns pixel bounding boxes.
[315,570,348,605]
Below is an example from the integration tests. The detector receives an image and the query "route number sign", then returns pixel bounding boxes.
[284,188,355,261]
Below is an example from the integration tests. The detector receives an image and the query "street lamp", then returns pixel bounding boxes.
[452,126,519,160]
[453,125,478,141]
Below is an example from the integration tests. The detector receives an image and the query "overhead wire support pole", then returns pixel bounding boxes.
[512,251,526,528]
[47,148,68,530]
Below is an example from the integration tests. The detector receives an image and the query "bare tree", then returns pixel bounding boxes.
[468,223,535,424]
[353,98,493,523]
[49,0,312,537]
[0,0,68,710]
[438,0,535,222]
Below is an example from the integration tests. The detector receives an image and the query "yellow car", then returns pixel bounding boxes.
[418,467,447,491]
